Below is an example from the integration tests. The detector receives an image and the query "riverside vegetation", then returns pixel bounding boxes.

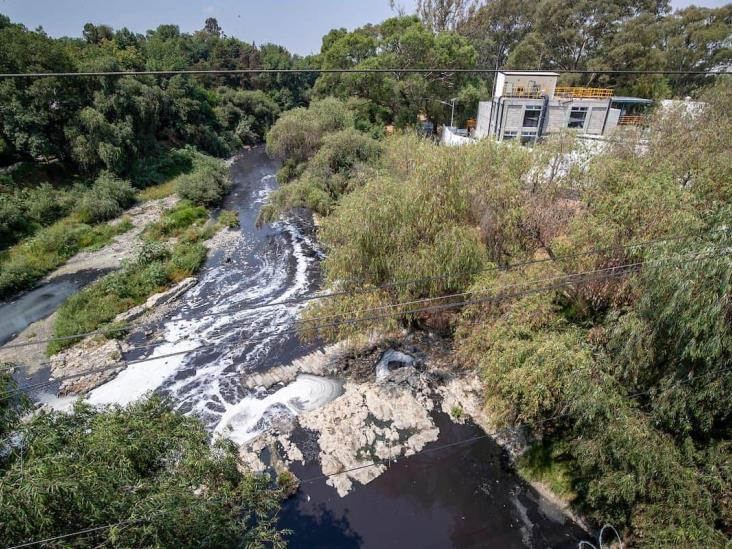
[262,79,732,546]
[0,3,730,547]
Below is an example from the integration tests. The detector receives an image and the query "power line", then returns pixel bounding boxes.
[0,68,728,79]
[0,231,712,351]
[7,363,729,549]
[1,248,726,402]
[3,250,723,399]
[0,255,663,399]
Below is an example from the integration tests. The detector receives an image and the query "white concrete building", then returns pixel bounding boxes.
[475,71,652,143]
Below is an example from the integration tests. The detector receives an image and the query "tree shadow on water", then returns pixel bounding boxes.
[280,503,363,549]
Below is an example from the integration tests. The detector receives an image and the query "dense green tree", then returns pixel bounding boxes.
[313,16,478,127]
[0,20,84,161]
[0,397,285,547]
[457,0,535,69]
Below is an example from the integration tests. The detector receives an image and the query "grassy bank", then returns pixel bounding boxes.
[0,148,226,301]
[0,216,133,299]
[49,155,235,355]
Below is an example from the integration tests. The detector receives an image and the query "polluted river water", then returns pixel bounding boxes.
[9,147,589,548]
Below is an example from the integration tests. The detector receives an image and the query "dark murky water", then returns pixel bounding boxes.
[280,412,586,548]
[0,268,111,346]
[7,147,588,547]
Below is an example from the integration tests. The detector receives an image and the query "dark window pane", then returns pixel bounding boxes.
[568,107,587,129]
[523,107,541,128]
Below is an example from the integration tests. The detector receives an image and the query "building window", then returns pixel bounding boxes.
[521,131,537,145]
[503,131,518,141]
[568,106,588,129]
[522,106,542,128]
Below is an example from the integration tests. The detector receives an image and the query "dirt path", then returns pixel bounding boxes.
[49,195,177,280]
[0,195,177,373]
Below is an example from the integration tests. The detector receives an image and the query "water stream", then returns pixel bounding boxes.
[6,147,588,547]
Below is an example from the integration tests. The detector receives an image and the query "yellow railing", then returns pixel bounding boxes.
[501,85,544,98]
[554,86,613,99]
[618,115,648,126]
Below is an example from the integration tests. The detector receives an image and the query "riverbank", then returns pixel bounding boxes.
[2,147,590,547]
[232,330,589,547]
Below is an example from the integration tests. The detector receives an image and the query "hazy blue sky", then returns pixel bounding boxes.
[1,0,728,55]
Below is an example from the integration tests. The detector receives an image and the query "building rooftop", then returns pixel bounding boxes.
[498,70,560,76]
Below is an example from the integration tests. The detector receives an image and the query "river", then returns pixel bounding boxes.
[7,147,588,548]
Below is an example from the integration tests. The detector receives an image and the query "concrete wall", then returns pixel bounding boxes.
[475,101,493,139]
[441,126,475,147]
[604,108,621,133]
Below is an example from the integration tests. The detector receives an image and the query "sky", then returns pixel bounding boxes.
[0,0,729,55]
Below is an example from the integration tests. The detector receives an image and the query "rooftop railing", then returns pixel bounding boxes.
[554,86,613,99]
[618,114,649,126]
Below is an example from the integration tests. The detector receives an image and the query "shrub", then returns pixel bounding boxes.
[75,173,136,224]
[146,201,208,239]
[23,183,75,226]
[0,194,32,249]
[128,148,194,188]
[168,241,207,280]
[266,97,354,163]
[135,240,171,264]
[262,128,382,221]
[218,209,239,228]
[0,397,284,547]
[176,162,231,207]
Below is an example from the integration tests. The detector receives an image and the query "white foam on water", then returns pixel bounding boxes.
[87,337,200,406]
[214,374,343,444]
[85,170,331,436]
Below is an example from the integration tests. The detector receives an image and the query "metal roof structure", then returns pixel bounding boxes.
[611,96,655,104]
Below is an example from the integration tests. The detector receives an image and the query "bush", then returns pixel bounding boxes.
[23,183,75,226]
[176,162,232,207]
[0,397,284,547]
[146,201,208,239]
[128,148,195,188]
[168,241,207,280]
[75,173,136,224]
[262,128,382,221]
[266,97,354,163]
[135,240,171,264]
[0,193,32,249]
[218,209,239,228]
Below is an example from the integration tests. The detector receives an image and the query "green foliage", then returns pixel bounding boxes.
[0,397,284,547]
[128,147,195,188]
[218,209,240,228]
[313,16,478,128]
[215,88,281,145]
[0,366,28,440]
[266,97,355,164]
[261,128,382,221]
[0,217,131,300]
[49,238,206,354]
[517,440,577,502]
[0,193,34,249]
[176,158,232,207]
[146,201,208,239]
[74,173,136,224]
